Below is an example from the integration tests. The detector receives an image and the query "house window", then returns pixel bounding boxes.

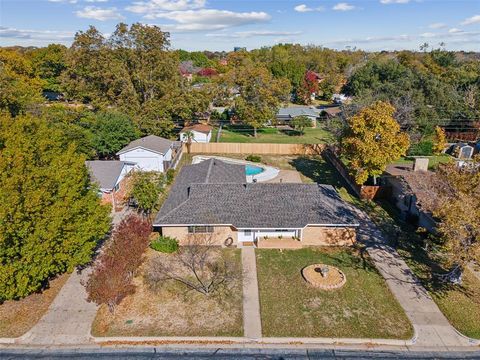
[244,230,252,236]
[114,183,120,192]
[188,226,214,234]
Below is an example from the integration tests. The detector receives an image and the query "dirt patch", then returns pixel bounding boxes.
[0,273,70,338]
[92,248,243,337]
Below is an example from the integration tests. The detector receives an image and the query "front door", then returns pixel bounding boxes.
[238,229,255,247]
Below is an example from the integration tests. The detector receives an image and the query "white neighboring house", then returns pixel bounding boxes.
[179,124,213,143]
[117,135,174,172]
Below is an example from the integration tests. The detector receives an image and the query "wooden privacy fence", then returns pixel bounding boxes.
[185,142,325,155]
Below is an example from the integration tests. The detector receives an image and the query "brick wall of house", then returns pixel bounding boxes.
[161,226,238,246]
[99,176,131,211]
[301,226,356,246]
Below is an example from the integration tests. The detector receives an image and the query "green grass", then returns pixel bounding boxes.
[336,189,480,339]
[218,125,334,144]
[391,154,453,170]
[256,248,413,339]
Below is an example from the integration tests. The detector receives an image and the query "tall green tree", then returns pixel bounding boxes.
[228,59,290,137]
[28,44,68,92]
[0,48,43,116]
[0,113,111,300]
[341,101,410,185]
[90,111,139,158]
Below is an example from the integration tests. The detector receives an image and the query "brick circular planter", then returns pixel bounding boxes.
[302,264,346,290]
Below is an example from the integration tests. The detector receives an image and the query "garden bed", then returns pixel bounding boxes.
[92,248,243,337]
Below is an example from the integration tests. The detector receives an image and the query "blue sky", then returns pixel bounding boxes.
[1,0,479,51]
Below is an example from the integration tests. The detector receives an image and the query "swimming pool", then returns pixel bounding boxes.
[245,164,264,176]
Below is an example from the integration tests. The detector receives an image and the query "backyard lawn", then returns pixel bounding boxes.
[256,248,413,339]
[218,125,334,144]
[337,189,480,340]
[92,248,243,337]
[0,272,70,337]
[391,154,453,170]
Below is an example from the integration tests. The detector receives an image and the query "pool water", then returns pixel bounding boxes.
[245,164,264,176]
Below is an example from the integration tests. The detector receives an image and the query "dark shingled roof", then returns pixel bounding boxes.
[157,159,246,216]
[154,159,358,228]
[86,160,130,190]
[117,135,173,155]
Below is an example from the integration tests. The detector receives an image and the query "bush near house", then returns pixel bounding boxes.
[85,215,151,313]
[150,235,179,254]
[246,154,262,163]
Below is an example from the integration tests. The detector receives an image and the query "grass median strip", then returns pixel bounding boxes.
[0,272,70,338]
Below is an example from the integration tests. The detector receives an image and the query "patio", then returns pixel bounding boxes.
[256,237,302,249]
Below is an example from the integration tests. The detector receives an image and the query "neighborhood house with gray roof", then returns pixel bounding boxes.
[154,159,358,248]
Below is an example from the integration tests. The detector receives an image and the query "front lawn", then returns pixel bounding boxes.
[0,273,70,337]
[256,248,413,339]
[218,125,334,144]
[92,248,243,337]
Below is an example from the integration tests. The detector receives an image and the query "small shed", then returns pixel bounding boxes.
[453,143,474,159]
[180,124,213,143]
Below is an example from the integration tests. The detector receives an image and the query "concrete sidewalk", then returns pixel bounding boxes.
[353,209,478,348]
[20,269,97,345]
[241,247,262,340]
[16,208,133,346]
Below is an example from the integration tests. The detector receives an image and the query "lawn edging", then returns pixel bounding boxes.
[0,337,18,344]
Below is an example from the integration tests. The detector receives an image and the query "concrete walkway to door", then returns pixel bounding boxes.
[241,247,262,340]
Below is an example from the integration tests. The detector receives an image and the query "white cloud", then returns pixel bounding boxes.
[48,0,78,3]
[150,9,270,31]
[448,28,462,34]
[206,30,302,39]
[461,14,480,26]
[294,4,324,12]
[0,26,74,42]
[126,0,206,14]
[380,0,410,4]
[332,3,355,11]
[428,22,447,29]
[76,6,124,20]
[294,4,312,12]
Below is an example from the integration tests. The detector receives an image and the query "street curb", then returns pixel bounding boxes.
[91,335,415,347]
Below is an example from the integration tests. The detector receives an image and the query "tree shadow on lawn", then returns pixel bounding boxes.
[280,129,302,136]
[290,156,349,188]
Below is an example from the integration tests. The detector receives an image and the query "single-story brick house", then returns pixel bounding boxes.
[276,106,320,128]
[117,135,181,172]
[86,160,135,210]
[153,159,358,248]
[180,124,213,143]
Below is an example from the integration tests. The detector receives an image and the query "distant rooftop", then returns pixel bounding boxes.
[117,135,173,155]
[86,160,132,190]
[277,106,320,118]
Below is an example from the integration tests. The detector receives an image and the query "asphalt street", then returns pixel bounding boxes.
[1,348,480,360]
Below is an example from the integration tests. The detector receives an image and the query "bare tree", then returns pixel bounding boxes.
[145,233,239,296]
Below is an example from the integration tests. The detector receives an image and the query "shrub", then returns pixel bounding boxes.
[408,140,434,156]
[150,235,179,253]
[85,214,151,313]
[166,169,175,185]
[246,155,262,163]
